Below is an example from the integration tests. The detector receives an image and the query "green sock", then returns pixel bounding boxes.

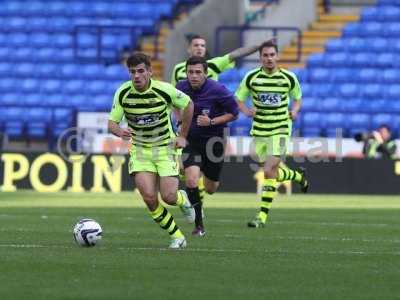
[257,178,277,223]
[149,203,183,239]
[277,165,302,183]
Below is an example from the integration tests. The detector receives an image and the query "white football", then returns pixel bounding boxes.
[73,219,102,247]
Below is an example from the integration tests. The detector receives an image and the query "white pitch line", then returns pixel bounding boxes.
[0,243,400,256]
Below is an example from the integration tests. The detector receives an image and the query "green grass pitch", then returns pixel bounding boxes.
[1,191,399,300]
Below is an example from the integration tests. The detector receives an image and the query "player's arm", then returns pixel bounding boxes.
[235,76,255,117]
[108,86,131,140]
[227,38,274,62]
[289,74,302,121]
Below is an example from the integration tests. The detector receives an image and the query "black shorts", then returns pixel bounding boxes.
[182,137,225,182]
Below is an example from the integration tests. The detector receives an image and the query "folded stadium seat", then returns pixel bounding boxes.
[337,83,360,98]
[386,99,400,113]
[386,22,400,38]
[382,69,400,84]
[358,68,379,83]
[104,64,128,80]
[81,64,105,79]
[48,17,72,32]
[360,22,383,37]
[300,97,319,112]
[60,64,81,79]
[5,107,25,122]
[68,94,88,109]
[361,7,379,21]
[380,6,400,23]
[364,99,387,113]
[306,53,325,68]
[291,68,308,83]
[36,63,58,78]
[0,47,11,61]
[347,38,366,52]
[301,127,321,137]
[348,113,371,135]
[4,121,24,139]
[324,52,348,68]
[376,53,395,68]
[53,108,74,126]
[23,1,47,16]
[14,63,35,78]
[24,93,45,106]
[46,1,69,16]
[53,33,73,48]
[320,97,341,111]
[86,80,108,95]
[0,33,8,47]
[27,108,52,123]
[45,95,66,107]
[332,68,353,83]
[93,95,112,111]
[362,84,382,99]
[3,1,24,15]
[0,78,15,93]
[58,48,74,62]
[312,84,335,97]
[4,17,27,31]
[41,79,62,94]
[76,32,97,49]
[369,37,389,52]
[302,112,324,129]
[91,2,112,17]
[36,48,57,63]
[371,113,394,129]
[29,33,51,48]
[2,93,20,106]
[75,48,97,59]
[378,0,400,5]
[343,22,362,37]
[341,98,363,113]
[27,122,48,139]
[325,38,346,52]
[350,52,372,68]
[21,79,40,93]
[324,113,346,137]
[8,33,29,47]
[10,48,34,62]
[0,62,13,77]
[384,84,400,99]
[27,17,49,32]
[309,68,331,83]
[64,80,85,95]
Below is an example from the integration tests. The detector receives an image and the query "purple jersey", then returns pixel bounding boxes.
[176,79,239,139]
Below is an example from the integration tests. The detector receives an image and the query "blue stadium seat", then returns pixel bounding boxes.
[324,113,346,137]
[320,97,341,111]
[382,69,400,83]
[301,127,321,137]
[371,113,394,129]
[324,52,348,68]
[341,98,363,113]
[27,108,52,123]
[362,84,382,99]
[4,121,24,138]
[309,68,330,82]
[307,53,325,68]
[376,53,395,68]
[291,68,308,83]
[348,113,370,132]
[104,64,128,80]
[2,93,20,106]
[41,80,62,94]
[337,83,360,98]
[364,99,387,112]
[300,97,319,112]
[384,84,400,99]
[21,79,40,93]
[302,112,323,128]
[332,68,352,83]
[27,122,47,139]
[386,99,400,112]
[347,38,366,52]
[361,7,379,21]
[325,38,345,52]
[350,52,372,68]
[229,114,251,136]
[358,68,379,83]
[380,6,400,22]
[343,22,362,37]
[361,22,383,37]
[64,80,85,94]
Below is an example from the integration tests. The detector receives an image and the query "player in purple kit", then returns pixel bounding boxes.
[176,56,239,236]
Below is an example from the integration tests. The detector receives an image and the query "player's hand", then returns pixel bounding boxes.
[119,128,132,140]
[174,136,187,149]
[289,110,298,120]
[245,108,256,118]
[197,114,211,126]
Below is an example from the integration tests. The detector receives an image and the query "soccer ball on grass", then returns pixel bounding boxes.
[73,218,102,247]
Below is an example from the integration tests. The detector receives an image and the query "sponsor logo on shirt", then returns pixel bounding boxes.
[258,93,282,106]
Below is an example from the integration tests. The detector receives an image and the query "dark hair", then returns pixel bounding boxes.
[259,39,278,54]
[187,34,206,45]
[186,56,208,72]
[379,124,391,132]
[126,52,151,68]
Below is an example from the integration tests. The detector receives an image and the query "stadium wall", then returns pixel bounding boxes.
[164,0,245,80]
[243,0,317,67]
[1,153,399,194]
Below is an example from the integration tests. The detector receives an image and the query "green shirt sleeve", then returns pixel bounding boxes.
[109,82,129,123]
[235,74,250,102]
[289,73,302,101]
[171,64,178,86]
[208,54,235,73]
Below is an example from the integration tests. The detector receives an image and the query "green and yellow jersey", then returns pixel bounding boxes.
[109,79,190,148]
[235,67,302,137]
[171,54,234,86]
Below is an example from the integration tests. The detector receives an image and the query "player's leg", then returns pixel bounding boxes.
[134,171,185,248]
[159,175,194,224]
[248,136,281,228]
[277,162,309,193]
